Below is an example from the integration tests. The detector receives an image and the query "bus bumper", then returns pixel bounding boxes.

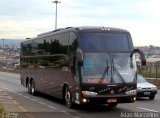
[75,95,136,105]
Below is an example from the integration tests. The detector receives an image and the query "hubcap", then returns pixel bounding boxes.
[31,86,34,94]
[65,88,71,106]
[31,82,35,94]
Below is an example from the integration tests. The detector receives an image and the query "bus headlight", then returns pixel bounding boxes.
[125,89,137,95]
[82,98,87,103]
[82,91,98,96]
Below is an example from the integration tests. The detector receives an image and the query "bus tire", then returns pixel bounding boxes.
[27,83,31,94]
[30,80,37,96]
[64,87,73,108]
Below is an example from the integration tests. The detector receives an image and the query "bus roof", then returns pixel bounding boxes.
[74,26,128,32]
[24,26,129,41]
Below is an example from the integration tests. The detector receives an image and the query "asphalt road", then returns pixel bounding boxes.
[0,71,160,118]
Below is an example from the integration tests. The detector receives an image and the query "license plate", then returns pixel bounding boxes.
[144,92,150,95]
[107,98,117,103]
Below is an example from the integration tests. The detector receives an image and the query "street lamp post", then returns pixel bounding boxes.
[52,0,61,30]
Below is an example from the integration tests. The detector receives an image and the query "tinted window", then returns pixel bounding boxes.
[59,33,69,54]
[79,32,132,51]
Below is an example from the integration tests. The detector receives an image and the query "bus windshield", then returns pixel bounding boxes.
[82,53,111,83]
[79,32,132,51]
[82,53,137,84]
[112,53,137,83]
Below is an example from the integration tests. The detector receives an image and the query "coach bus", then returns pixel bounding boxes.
[20,26,146,108]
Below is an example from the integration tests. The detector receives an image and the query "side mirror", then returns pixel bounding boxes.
[130,48,146,66]
[77,48,83,66]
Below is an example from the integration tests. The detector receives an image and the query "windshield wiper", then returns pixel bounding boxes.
[99,59,110,84]
[111,58,126,83]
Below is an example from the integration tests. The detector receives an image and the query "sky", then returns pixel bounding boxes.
[0,0,160,46]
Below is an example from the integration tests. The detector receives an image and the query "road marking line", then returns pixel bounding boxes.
[137,107,159,112]
[17,106,28,112]
[59,110,70,115]
[74,116,82,118]
[30,98,38,102]
[23,96,30,99]
[11,91,17,94]
[17,93,23,96]
[38,101,46,105]
[13,100,19,105]
[46,105,58,110]
[8,89,14,92]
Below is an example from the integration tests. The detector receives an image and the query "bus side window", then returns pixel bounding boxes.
[69,32,78,52]
[69,32,78,75]
[59,32,70,55]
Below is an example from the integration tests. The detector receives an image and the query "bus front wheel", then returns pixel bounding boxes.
[65,87,73,108]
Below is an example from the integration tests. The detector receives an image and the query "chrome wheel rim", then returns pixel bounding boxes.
[31,82,35,94]
[65,88,71,107]
[31,86,35,94]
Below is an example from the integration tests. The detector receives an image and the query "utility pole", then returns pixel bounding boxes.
[52,0,61,29]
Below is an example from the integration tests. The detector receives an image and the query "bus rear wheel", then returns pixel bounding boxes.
[65,87,73,108]
[27,83,31,94]
[30,80,37,95]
